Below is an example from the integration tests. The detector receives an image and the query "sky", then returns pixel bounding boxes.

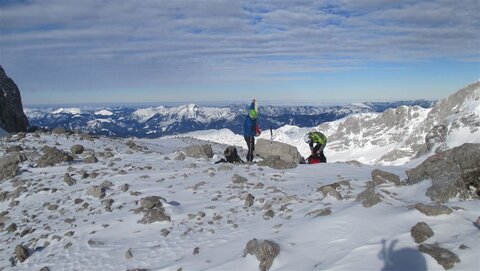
[1,0,479,105]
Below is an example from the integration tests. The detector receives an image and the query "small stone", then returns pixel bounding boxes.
[415,203,453,216]
[15,244,30,262]
[74,198,84,204]
[125,248,133,260]
[263,210,275,220]
[64,173,77,186]
[160,229,170,237]
[6,223,17,233]
[193,247,200,255]
[83,156,98,163]
[64,242,72,249]
[70,144,84,154]
[120,183,130,192]
[245,193,255,207]
[64,231,75,237]
[419,243,460,270]
[87,185,106,198]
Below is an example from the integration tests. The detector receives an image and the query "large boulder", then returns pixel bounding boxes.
[257,155,297,169]
[255,139,303,164]
[243,239,280,271]
[0,66,29,133]
[182,144,214,159]
[406,143,480,202]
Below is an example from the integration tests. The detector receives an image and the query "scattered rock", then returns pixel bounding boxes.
[411,222,434,243]
[263,210,275,220]
[317,183,344,200]
[126,140,137,149]
[70,144,84,154]
[160,229,170,237]
[6,145,23,153]
[371,169,403,186]
[415,203,453,216]
[193,247,200,255]
[134,196,171,224]
[125,248,133,260]
[355,182,383,207]
[74,198,84,204]
[141,196,164,209]
[174,152,186,161]
[0,153,27,181]
[119,183,130,192]
[64,242,72,249]
[64,173,77,186]
[305,208,332,217]
[245,193,255,207]
[243,239,280,271]
[257,155,297,169]
[37,146,73,167]
[39,267,50,271]
[182,144,214,159]
[87,185,106,199]
[83,155,98,163]
[6,223,17,233]
[15,244,30,263]
[406,143,480,202]
[231,174,248,185]
[100,180,114,189]
[419,243,460,270]
[47,204,59,211]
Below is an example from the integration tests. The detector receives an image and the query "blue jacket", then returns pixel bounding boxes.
[243,102,257,137]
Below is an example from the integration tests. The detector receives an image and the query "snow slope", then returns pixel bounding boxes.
[0,132,478,271]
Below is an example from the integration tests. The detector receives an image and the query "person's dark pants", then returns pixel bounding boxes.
[313,143,327,163]
[244,136,255,162]
[319,151,327,163]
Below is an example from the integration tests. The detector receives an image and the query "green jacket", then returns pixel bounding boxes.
[309,132,327,145]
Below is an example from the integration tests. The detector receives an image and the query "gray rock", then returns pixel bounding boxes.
[355,182,383,207]
[419,243,460,270]
[245,193,255,207]
[263,210,275,220]
[257,155,297,169]
[37,146,73,167]
[87,185,106,198]
[182,144,214,159]
[83,155,98,163]
[64,173,77,186]
[15,244,30,263]
[126,140,137,149]
[411,222,434,243]
[305,208,332,217]
[0,153,25,181]
[6,145,23,153]
[0,66,29,133]
[174,152,185,161]
[406,143,480,202]
[317,183,344,200]
[193,247,200,255]
[255,139,303,164]
[231,174,248,184]
[243,239,280,271]
[6,223,17,233]
[100,180,114,189]
[39,267,50,271]
[371,169,403,186]
[119,183,130,192]
[415,203,452,216]
[141,196,164,209]
[70,144,84,154]
[125,248,133,260]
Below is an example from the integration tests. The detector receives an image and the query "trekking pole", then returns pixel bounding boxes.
[270,127,273,144]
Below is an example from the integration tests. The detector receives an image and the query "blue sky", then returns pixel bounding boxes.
[1,0,479,105]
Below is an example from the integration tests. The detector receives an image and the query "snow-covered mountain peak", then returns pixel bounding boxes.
[94,109,113,116]
[51,107,82,115]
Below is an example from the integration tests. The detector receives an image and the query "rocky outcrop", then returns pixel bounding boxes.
[411,222,434,243]
[0,66,29,133]
[406,143,480,202]
[0,153,26,181]
[255,139,303,163]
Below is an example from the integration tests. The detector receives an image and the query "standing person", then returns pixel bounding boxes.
[304,131,327,163]
[243,99,258,162]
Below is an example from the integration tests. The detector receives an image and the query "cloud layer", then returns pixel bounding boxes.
[1,0,479,103]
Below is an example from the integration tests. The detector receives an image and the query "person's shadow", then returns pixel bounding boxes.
[379,239,427,271]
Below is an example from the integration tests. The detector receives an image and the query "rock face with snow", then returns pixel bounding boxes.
[406,143,480,202]
[255,139,303,163]
[0,66,29,133]
[309,81,480,165]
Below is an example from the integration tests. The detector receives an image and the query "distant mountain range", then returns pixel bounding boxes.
[25,100,434,138]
